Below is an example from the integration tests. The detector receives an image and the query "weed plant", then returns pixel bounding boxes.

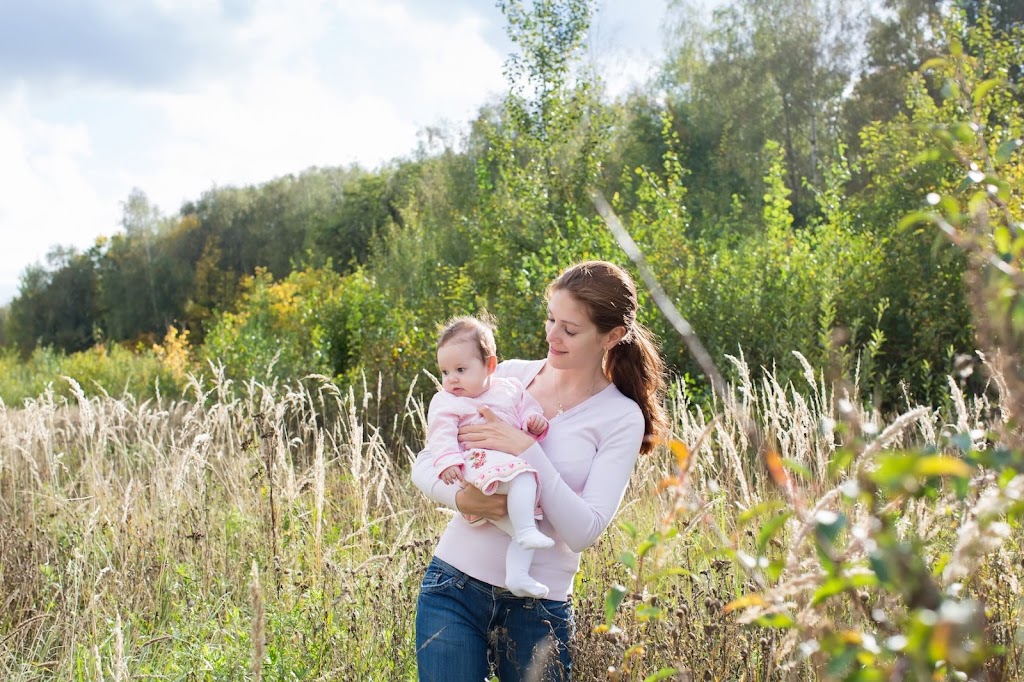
[1,350,1020,680]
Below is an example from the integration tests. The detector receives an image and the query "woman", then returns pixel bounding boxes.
[411,260,669,681]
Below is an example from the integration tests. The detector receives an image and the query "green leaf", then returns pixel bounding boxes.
[913,148,945,164]
[869,553,891,585]
[604,584,627,625]
[872,452,919,490]
[738,499,788,525]
[828,448,855,477]
[921,57,948,72]
[998,468,1018,487]
[646,567,696,582]
[783,458,811,481]
[994,138,1022,166]
[826,646,858,677]
[812,577,850,605]
[973,78,1002,106]
[644,669,681,682]
[936,196,960,219]
[967,191,990,216]
[950,122,976,143]
[756,510,793,555]
[914,455,972,478]
[816,512,847,546]
[848,573,880,589]
[898,211,934,232]
[636,605,664,621]
[765,558,785,582]
[949,432,973,452]
[994,225,1012,254]
[753,613,795,628]
[619,551,637,571]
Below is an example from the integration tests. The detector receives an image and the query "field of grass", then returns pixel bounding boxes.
[1,356,1021,681]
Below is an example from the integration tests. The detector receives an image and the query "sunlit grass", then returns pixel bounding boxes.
[1,356,1020,680]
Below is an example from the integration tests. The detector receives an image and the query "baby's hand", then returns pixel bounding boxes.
[440,465,464,485]
[526,414,548,436]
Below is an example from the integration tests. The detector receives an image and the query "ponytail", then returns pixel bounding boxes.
[605,323,668,454]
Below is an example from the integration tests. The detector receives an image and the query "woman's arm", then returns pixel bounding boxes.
[459,404,644,552]
[411,446,460,508]
[411,446,509,520]
[522,416,644,553]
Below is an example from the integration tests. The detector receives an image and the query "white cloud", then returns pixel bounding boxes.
[0,86,111,301]
[0,0,669,306]
[124,0,507,213]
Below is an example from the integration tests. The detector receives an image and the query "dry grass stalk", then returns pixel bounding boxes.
[250,560,264,682]
[1,350,1020,679]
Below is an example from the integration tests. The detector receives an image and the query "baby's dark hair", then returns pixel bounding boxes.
[437,314,497,363]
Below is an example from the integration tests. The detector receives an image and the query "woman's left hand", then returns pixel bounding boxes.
[458,406,535,455]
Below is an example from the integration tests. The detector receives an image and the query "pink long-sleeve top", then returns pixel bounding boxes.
[427,375,549,475]
[411,359,645,601]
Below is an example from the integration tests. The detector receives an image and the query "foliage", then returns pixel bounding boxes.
[841,0,946,159]
[622,129,887,400]
[4,346,1021,679]
[0,342,188,407]
[199,265,347,385]
[97,192,199,343]
[365,0,625,389]
[598,9,1024,679]
[659,0,860,228]
[848,3,1023,406]
[1,0,1015,427]
[6,246,101,356]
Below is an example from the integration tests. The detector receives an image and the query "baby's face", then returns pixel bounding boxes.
[437,340,491,398]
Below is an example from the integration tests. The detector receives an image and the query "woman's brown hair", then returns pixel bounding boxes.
[548,261,668,454]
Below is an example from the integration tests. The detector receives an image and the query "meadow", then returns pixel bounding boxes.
[2,350,1020,681]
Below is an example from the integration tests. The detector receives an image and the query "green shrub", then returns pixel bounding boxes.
[0,343,187,407]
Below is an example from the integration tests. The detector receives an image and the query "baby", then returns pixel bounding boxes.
[427,315,554,598]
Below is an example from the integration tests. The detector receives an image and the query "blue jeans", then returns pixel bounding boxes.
[415,556,574,681]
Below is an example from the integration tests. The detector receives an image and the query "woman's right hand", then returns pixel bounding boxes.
[455,484,508,522]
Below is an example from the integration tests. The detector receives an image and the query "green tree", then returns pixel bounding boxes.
[661,0,860,228]
[842,0,946,161]
[96,191,194,343]
[199,266,342,384]
[7,246,100,355]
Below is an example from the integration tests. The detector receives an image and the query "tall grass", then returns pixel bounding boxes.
[0,356,1019,680]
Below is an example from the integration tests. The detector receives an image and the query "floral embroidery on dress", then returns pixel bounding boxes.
[469,450,487,468]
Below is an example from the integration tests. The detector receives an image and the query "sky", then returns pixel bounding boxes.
[0,0,676,306]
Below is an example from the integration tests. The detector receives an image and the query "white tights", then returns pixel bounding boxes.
[490,473,554,598]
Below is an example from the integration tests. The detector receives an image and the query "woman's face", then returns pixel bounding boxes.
[545,289,617,372]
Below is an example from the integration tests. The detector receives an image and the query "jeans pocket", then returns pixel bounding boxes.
[419,559,461,594]
[534,598,575,635]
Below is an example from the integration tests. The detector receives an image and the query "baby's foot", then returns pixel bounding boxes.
[515,528,555,550]
[507,575,550,599]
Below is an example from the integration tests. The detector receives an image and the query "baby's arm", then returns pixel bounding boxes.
[526,413,549,437]
[427,392,470,475]
[439,464,464,485]
[516,383,549,441]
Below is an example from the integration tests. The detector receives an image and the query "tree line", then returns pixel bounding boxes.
[1,0,1021,415]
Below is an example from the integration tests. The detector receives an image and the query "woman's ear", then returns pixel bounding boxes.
[604,326,627,351]
[486,355,498,374]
